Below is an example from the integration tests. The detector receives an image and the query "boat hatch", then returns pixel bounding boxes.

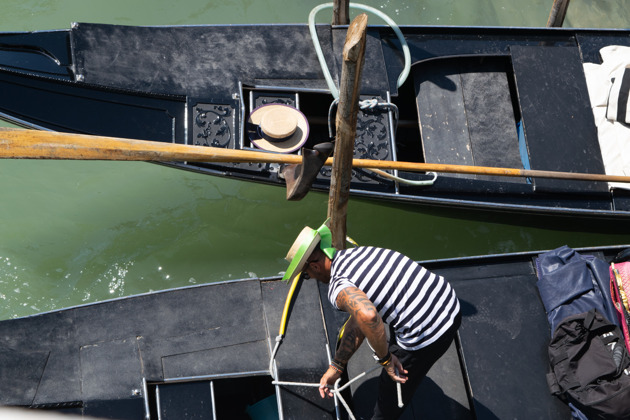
[148,373,277,420]
[241,86,400,191]
[413,55,527,184]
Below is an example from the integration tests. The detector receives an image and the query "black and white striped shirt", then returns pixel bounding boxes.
[328,246,460,351]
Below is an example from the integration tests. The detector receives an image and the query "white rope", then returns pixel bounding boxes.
[359,98,379,109]
[272,366,379,420]
[360,98,400,124]
[325,342,342,420]
[368,168,438,186]
[327,97,401,138]
[272,363,405,418]
[308,2,412,100]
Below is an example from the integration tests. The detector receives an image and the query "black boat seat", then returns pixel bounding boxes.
[413,57,526,184]
[510,45,608,194]
[434,259,569,419]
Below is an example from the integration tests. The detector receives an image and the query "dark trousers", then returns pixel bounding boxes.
[371,312,462,420]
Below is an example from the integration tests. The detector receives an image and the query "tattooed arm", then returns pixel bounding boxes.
[335,316,365,365]
[336,287,388,360]
[318,315,364,398]
[319,287,407,398]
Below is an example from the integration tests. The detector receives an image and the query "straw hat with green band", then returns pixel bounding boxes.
[282,219,336,282]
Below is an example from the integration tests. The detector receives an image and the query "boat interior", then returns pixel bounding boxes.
[0,246,626,419]
[1,24,630,214]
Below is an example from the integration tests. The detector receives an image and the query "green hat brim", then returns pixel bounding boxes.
[282,228,320,282]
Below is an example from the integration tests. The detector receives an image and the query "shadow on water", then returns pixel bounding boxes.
[346,195,630,261]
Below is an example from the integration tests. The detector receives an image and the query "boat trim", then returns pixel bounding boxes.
[142,377,150,420]
[162,369,271,384]
[348,187,626,218]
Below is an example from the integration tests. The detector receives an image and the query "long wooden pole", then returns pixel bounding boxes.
[547,0,571,27]
[327,14,368,250]
[332,0,350,25]
[1,128,630,184]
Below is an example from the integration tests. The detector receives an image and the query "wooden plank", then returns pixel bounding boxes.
[80,338,144,401]
[415,62,473,179]
[460,69,526,183]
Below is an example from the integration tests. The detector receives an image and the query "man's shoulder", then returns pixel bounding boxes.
[334,246,406,263]
[337,245,388,255]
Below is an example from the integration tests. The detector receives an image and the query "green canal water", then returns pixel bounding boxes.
[1,0,629,320]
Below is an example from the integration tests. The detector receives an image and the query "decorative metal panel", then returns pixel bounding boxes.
[191,103,236,149]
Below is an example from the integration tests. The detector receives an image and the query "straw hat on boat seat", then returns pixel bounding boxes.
[246,104,309,153]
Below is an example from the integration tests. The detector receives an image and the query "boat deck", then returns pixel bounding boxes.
[0,278,334,418]
[1,246,625,418]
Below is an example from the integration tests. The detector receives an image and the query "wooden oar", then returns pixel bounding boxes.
[0,128,304,165]
[1,128,630,184]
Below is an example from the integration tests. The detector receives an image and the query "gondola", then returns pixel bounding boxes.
[1,6,630,218]
[0,244,627,419]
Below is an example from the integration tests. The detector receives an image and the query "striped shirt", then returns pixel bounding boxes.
[328,246,460,351]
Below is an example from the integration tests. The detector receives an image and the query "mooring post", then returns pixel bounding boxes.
[327,13,368,249]
[547,0,571,27]
[332,0,350,25]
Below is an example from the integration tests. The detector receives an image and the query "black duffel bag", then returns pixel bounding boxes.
[547,309,630,419]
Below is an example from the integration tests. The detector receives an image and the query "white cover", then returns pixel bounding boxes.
[583,45,630,190]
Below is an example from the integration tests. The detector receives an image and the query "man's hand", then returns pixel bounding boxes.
[319,366,342,398]
[384,354,408,383]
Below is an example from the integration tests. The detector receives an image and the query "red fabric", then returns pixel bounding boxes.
[610,262,630,352]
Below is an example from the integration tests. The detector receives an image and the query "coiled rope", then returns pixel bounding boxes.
[272,365,381,420]
[308,2,411,100]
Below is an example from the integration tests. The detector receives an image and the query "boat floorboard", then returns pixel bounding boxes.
[511,45,607,194]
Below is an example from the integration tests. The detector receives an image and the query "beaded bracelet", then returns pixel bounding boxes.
[331,358,345,370]
[329,362,344,374]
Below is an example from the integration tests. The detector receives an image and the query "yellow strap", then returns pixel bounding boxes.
[613,264,630,313]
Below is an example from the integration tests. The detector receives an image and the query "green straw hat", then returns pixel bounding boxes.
[282,219,336,282]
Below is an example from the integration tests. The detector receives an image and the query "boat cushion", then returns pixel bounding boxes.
[72,24,334,99]
[583,45,630,191]
[535,246,617,334]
